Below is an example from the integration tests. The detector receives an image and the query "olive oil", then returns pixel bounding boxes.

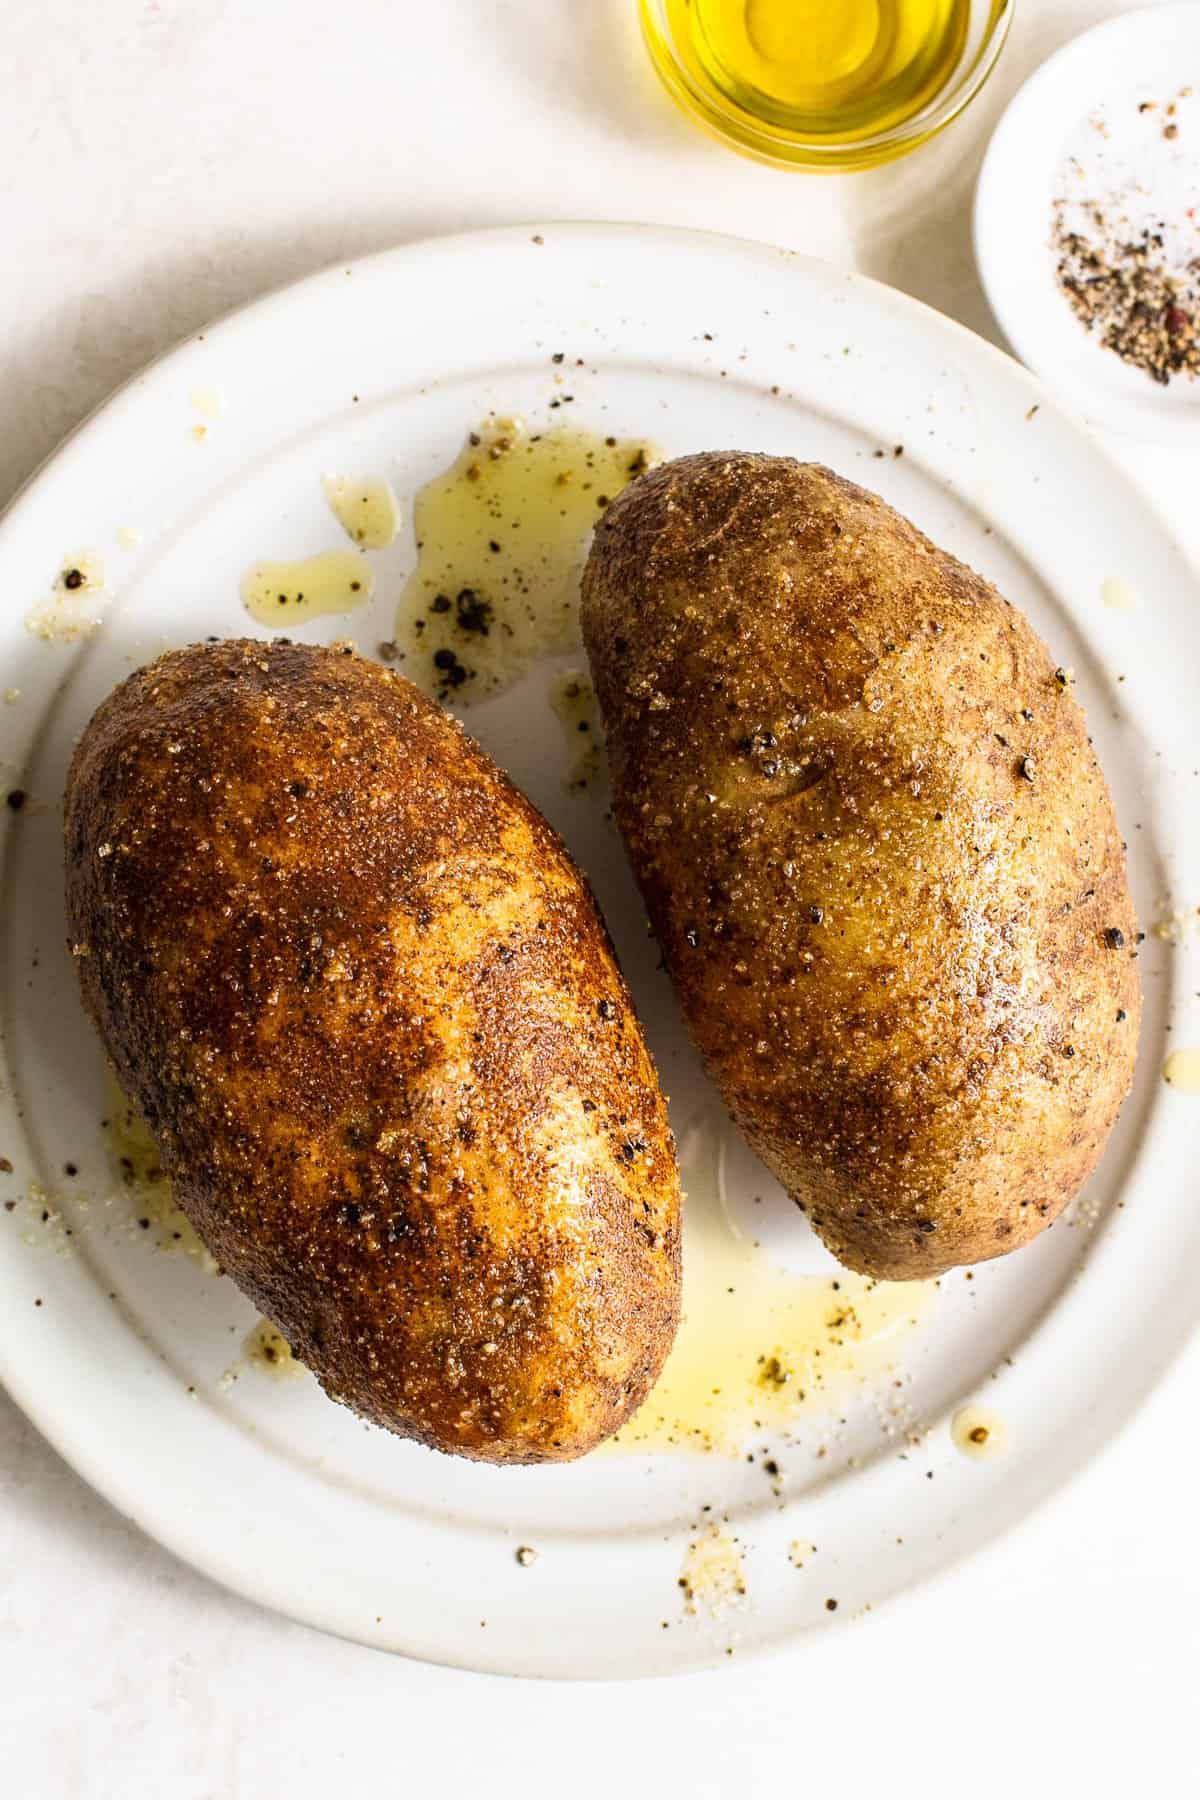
[392,418,658,704]
[323,475,400,550]
[103,1072,217,1272]
[241,550,373,627]
[244,1319,303,1380]
[950,1405,1008,1460]
[547,669,605,793]
[609,1120,934,1455]
[656,0,979,147]
[1164,1048,1200,1094]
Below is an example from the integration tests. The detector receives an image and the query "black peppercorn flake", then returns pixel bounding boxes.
[63,567,85,590]
[1104,926,1126,949]
[1017,755,1037,782]
[808,905,824,925]
[432,647,469,690]
[1116,1008,1128,1022]
[597,998,616,1020]
[1062,1044,1076,1058]
[6,790,26,811]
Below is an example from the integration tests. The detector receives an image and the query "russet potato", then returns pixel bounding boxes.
[65,640,681,1461]
[583,453,1140,1280]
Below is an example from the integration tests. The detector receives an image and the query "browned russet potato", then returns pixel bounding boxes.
[583,453,1140,1280]
[64,640,681,1462]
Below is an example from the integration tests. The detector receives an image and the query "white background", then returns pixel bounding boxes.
[2,1,1197,1794]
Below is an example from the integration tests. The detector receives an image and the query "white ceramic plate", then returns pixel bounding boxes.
[1,225,1197,1678]
[975,4,1200,441]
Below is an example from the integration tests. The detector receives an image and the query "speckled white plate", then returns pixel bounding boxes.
[0,224,1197,1678]
[975,5,1200,440]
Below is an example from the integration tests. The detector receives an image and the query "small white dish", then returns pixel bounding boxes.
[975,4,1200,440]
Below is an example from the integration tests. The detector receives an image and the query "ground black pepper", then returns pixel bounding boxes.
[1053,209,1200,386]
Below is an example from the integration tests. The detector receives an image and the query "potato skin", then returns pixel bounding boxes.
[583,454,1140,1280]
[64,640,680,1462]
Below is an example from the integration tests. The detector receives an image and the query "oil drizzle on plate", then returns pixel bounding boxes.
[1163,1048,1200,1092]
[950,1405,1009,1461]
[25,554,107,643]
[391,418,657,702]
[102,1074,216,1273]
[323,475,400,549]
[547,669,605,792]
[241,551,373,627]
[610,1120,935,1454]
[244,1319,304,1380]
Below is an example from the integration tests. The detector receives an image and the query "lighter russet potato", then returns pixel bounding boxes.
[583,453,1140,1280]
[64,640,681,1462]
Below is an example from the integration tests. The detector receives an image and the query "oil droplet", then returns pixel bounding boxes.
[1152,911,1195,946]
[950,1405,1009,1461]
[1164,1048,1200,1093]
[548,669,605,792]
[25,554,108,643]
[191,385,225,420]
[1101,576,1137,611]
[241,551,373,627]
[610,1121,935,1454]
[103,1072,217,1272]
[323,475,400,549]
[393,417,658,703]
[244,1318,303,1380]
[116,526,143,551]
[679,1526,747,1616]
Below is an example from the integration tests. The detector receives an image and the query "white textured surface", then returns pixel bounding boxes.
[1,1,1196,1792]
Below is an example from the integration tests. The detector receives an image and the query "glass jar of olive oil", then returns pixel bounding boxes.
[639,0,1013,170]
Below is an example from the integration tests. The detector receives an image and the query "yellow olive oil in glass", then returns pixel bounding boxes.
[664,0,970,139]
